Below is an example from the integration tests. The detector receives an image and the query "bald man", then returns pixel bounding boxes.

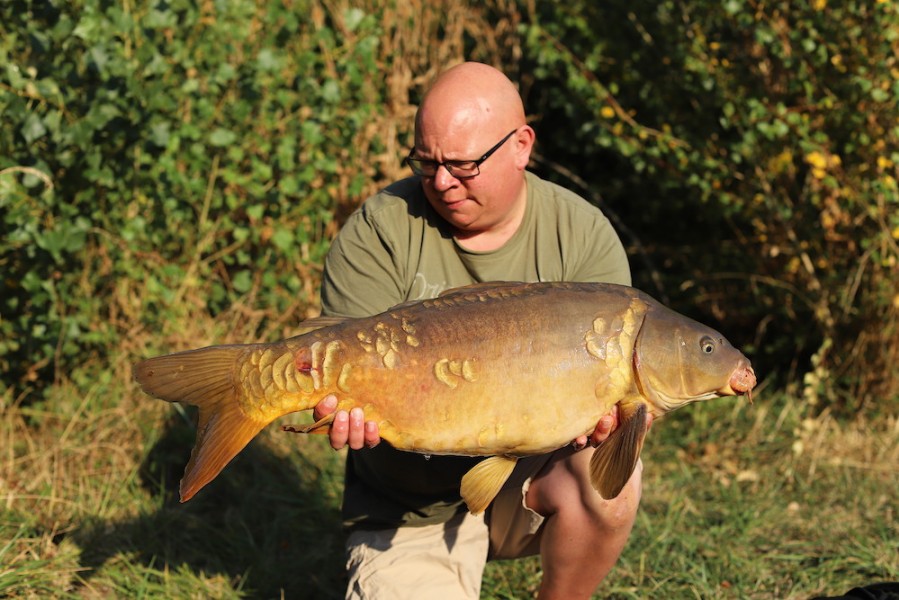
[314,62,646,600]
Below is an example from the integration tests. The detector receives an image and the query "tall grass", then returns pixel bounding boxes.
[2,348,896,598]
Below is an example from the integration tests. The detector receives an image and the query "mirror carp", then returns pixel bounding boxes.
[133,281,756,514]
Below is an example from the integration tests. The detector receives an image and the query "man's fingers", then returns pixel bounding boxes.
[313,394,338,421]
[572,434,588,451]
[329,409,349,450]
[589,414,615,446]
[364,421,380,448]
[317,396,380,450]
[347,408,365,450]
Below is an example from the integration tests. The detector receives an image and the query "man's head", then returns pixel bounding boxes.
[410,62,535,248]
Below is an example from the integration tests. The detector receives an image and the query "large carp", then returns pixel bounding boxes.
[133,281,756,514]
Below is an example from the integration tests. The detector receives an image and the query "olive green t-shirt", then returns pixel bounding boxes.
[320,171,630,529]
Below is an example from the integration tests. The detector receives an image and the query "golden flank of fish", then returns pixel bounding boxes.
[133,282,757,514]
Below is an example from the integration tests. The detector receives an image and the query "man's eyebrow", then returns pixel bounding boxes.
[411,153,470,163]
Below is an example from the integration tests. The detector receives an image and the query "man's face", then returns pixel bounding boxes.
[412,118,529,236]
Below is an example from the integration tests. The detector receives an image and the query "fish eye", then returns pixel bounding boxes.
[700,336,715,354]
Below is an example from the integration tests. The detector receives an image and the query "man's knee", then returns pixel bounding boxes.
[589,459,642,531]
[527,450,643,531]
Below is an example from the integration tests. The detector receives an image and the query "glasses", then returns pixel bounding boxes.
[404,129,519,179]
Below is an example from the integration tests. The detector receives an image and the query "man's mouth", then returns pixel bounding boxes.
[441,197,470,209]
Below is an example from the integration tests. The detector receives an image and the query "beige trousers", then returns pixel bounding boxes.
[344,453,554,600]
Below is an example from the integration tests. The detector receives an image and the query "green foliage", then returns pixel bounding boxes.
[2,0,896,411]
[2,2,897,597]
[0,0,391,398]
[521,0,899,408]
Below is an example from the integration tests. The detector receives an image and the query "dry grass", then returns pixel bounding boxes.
[2,358,896,598]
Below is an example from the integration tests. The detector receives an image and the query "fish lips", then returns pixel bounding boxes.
[719,364,757,397]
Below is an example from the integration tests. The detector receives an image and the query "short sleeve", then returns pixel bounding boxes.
[320,203,409,318]
[568,210,631,286]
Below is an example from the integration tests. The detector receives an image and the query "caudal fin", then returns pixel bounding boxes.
[133,346,270,502]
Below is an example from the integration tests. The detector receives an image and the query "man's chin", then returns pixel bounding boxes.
[433,202,478,226]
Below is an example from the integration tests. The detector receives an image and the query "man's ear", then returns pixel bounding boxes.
[514,125,536,170]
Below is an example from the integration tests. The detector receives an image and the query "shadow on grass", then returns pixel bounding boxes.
[71,411,347,599]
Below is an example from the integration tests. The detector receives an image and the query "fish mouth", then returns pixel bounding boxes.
[719,365,757,398]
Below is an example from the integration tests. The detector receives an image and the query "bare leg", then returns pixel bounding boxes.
[525,449,643,600]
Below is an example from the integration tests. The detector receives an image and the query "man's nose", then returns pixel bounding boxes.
[433,164,459,190]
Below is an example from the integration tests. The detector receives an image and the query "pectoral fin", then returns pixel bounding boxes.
[460,455,518,515]
[589,402,648,499]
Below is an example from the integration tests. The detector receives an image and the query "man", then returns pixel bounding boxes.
[313,62,647,600]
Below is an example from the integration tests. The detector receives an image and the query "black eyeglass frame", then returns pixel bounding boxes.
[404,128,519,179]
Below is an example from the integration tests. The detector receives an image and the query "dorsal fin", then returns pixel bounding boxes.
[437,281,526,298]
[291,316,349,336]
[380,282,530,313]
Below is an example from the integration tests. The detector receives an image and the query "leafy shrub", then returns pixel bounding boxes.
[0,0,504,401]
[520,0,899,409]
[2,0,896,412]
[0,0,385,397]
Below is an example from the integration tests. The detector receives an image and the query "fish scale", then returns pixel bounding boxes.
[133,281,756,514]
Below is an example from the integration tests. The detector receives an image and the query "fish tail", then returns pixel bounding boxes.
[133,345,271,502]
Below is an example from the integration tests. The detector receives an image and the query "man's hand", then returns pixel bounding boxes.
[313,395,381,450]
[572,405,654,451]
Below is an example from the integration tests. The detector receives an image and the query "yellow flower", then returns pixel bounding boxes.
[812,0,827,9]
[805,151,828,170]
[771,149,794,174]
[892,225,899,240]
[877,156,894,170]
[600,106,616,119]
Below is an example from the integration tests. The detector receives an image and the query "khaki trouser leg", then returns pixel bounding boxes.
[345,451,557,599]
[345,511,489,600]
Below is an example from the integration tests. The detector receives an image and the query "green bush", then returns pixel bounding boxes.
[520,0,899,408]
[2,0,897,411]
[0,0,393,397]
